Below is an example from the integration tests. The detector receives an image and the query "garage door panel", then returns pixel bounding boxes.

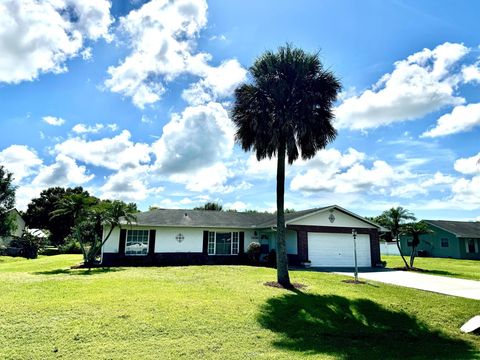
[308,233,371,267]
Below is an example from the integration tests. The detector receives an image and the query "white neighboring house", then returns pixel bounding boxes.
[101,205,383,268]
[0,209,26,247]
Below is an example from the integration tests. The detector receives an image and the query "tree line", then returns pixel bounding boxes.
[0,165,137,266]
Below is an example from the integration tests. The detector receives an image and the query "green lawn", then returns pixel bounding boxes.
[0,255,479,359]
[383,255,480,281]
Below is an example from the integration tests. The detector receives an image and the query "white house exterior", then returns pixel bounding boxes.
[101,205,382,267]
[0,209,25,247]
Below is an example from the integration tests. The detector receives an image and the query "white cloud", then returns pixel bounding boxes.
[462,62,480,83]
[55,130,151,170]
[72,123,118,134]
[170,162,230,192]
[0,145,42,183]
[141,115,153,124]
[225,201,248,211]
[105,0,246,108]
[245,147,366,181]
[0,0,112,84]
[152,102,234,174]
[43,116,65,126]
[422,103,480,138]
[454,153,480,175]
[449,176,480,209]
[335,42,468,130]
[32,154,94,187]
[182,59,247,105]
[100,166,150,202]
[291,152,397,194]
[245,155,278,178]
[104,0,208,108]
[421,171,456,187]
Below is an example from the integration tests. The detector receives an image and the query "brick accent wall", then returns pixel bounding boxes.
[369,229,381,266]
[297,230,308,262]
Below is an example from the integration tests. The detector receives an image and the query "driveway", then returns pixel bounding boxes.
[331,268,480,300]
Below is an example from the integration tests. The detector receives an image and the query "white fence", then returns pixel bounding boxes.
[380,241,401,256]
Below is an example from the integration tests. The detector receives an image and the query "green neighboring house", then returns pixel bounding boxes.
[400,220,480,260]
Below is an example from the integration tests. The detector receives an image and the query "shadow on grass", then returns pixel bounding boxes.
[257,292,476,359]
[33,267,124,276]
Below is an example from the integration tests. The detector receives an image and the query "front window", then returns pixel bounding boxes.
[467,239,476,253]
[441,238,449,247]
[125,229,149,256]
[207,231,239,255]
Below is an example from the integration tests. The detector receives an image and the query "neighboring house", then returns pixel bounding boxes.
[101,205,382,267]
[0,209,25,247]
[400,220,480,260]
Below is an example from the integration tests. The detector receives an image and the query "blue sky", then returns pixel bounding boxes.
[0,0,479,220]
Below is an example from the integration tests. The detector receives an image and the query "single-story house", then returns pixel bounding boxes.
[0,209,25,247]
[101,205,382,267]
[400,220,480,260]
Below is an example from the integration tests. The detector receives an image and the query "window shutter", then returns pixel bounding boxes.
[119,229,127,256]
[203,230,209,254]
[239,231,245,254]
[149,230,156,255]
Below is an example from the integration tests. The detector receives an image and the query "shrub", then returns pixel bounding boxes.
[265,249,277,268]
[58,236,83,254]
[246,242,261,264]
[9,232,43,259]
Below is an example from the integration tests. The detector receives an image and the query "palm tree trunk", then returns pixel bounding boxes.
[409,246,415,268]
[396,234,409,268]
[276,145,291,288]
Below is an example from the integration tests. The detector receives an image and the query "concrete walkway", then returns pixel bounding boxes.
[333,269,480,300]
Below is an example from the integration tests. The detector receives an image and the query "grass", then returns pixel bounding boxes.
[383,255,480,281]
[0,255,479,359]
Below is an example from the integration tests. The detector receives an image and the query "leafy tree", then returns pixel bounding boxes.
[401,221,432,268]
[24,187,90,245]
[232,44,341,287]
[376,207,416,268]
[0,166,16,238]
[194,202,223,211]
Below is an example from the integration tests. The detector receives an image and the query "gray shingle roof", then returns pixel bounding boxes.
[126,209,275,228]
[123,205,379,229]
[425,220,480,238]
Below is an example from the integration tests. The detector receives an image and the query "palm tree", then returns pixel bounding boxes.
[232,44,341,287]
[401,221,432,268]
[91,200,137,259]
[52,196,136,267]
[378,207,416,268]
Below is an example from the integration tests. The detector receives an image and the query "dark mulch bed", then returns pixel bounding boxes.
[264,281,307,290]
[342,279,367,284]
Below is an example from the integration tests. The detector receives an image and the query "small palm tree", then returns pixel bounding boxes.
[378,207,416,268]
[232,44,341,287]
[402,221,432,268]
[52,196,135,268]
[92,200,137,257]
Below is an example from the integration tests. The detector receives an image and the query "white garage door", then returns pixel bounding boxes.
[308,232,371,267]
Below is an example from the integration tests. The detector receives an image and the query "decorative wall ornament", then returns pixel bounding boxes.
[328,213,336,223]
[175,233,184,243]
